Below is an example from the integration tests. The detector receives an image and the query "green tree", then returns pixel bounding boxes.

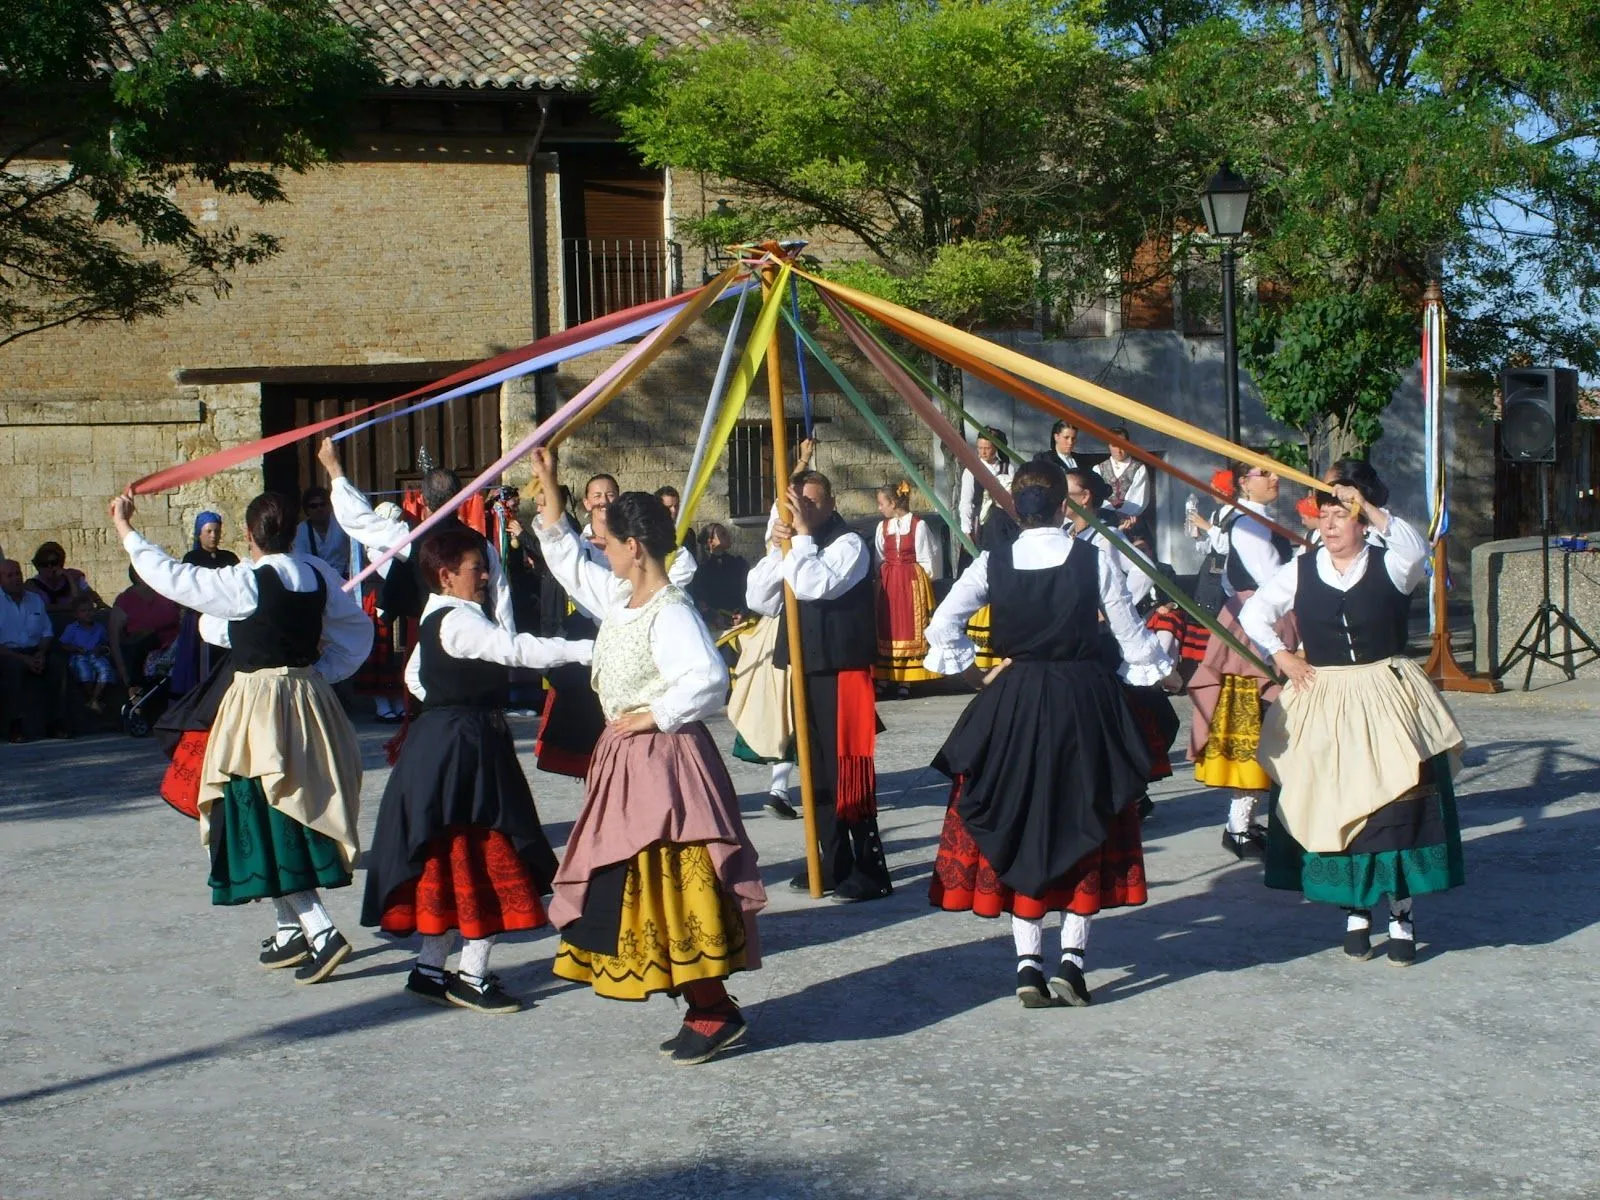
[0,0,379,348]
[1133,0,1600,458]
[584,0,1172,330]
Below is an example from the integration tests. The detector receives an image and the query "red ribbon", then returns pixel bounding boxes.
[127,287,707,496]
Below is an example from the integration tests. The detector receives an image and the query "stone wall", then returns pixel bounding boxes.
[1472,533,1600,686]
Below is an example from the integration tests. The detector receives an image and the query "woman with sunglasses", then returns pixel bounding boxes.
[1187,463,1295,857]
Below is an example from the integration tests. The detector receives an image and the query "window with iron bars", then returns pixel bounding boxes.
[727,418,827,519]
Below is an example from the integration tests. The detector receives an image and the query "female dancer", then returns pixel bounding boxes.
[530,448,765,1065]
[873,480,941,695]
[1241,462,1464,964]
[924,461,1176,1008]
[1186,462,1294,857]
[362,527,593,1012]
[112,492,372,983]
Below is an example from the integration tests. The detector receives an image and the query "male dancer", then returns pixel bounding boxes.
[746,471,891,903]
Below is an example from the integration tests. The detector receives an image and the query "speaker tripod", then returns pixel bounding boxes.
[1495,463,1600,691]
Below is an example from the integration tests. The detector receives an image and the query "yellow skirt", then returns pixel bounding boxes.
[1194,673,1274,791]
[553,843,750,1001]
[966,605,1003,672]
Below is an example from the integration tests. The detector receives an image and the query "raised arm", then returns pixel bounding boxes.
[784,531,869,601]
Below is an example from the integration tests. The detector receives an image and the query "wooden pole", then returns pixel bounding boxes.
[762,254,825,897]
[1418,278,1501,694]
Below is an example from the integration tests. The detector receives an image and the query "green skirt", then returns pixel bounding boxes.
[1264,753,1464,908]
[731,731,793,767]
[208,776,351,906]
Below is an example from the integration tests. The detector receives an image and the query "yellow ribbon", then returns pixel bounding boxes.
[677,262,794,537]
[799,268,1328,494]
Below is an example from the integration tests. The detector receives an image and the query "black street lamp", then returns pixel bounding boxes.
[1199,164,1253,446]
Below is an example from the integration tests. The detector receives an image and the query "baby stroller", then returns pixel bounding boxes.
[121,642,178,737]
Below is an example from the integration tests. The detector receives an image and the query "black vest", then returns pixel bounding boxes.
[1295,548,1412,666]
[989,538,1102,663]
[380,517,495,622]
[1225,511,1292,593]
[773,512,877,674]
[416,605,511,709]
[228,566,325,671]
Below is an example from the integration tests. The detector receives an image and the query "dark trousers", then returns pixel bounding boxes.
[0,648,68,737]
[802,670,890,889]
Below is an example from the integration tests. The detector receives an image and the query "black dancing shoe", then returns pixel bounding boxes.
[1138,795,1155,821]
[659,1025,688,1056]
[258,929,309,969]
[670,1012,748,1066]
[788,872,833,895]
[1387,933,1417,968]
[292,929,351,985]
[405,967,457,1007]
[1221,829,1264,860]
[447,972,522,1014]
[1016,965,1063,1009]
[1343,926,1374,961]
[765,794,800,820]
[832,874,893,904]
[1048,959,1093,1007]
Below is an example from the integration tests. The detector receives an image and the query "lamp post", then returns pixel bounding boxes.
[1199,165,1253,447]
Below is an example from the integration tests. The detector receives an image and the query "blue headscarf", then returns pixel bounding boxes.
[193,511,223,550]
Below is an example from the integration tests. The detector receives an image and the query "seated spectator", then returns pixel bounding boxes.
[689,522,749,632]
[182,511,240,569]
[112,565,182,692]
[294,486,351,577]
[1095,426,1151,526]
[28,541,101,620]
[0,558,69,741]
[60,595,116,713]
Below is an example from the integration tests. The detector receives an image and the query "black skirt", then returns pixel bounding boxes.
[153,655,235,757]
[932,658,1154,897]
[360,705,559,926]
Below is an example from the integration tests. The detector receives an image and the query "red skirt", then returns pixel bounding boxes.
[929,786,1147,919]
[353,610,406,697]
[379,825,550,939]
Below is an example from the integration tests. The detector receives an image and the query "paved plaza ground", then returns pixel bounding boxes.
[3,680,1599,1199]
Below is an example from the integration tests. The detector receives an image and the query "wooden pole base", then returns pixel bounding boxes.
[1423,536,1501,694]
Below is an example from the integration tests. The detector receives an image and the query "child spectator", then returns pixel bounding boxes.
[60,595,115,712]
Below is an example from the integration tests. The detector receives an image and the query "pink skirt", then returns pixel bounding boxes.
[548,720,766,967]
[1187,593,1295,760]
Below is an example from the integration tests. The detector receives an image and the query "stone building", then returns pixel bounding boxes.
[2,0,933,592]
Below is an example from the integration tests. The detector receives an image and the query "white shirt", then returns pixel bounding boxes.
[580,522,698,591]
[958,458,1014,537]
[331,476,514,634]
[923,527,1173,685]
[744,525,871,618]
[1077,525,1153,608]
[404,593,593,702]
[1239,513,1428,658]
[122,532,374,683]
[292,518,351,578]
[1096,458,1150,516]
[1222,500,1286,598]
[875,512,941,579]
[0,588,52,649]
[536,519,727,733]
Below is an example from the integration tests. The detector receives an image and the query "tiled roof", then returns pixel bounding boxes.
[107,0,716,91]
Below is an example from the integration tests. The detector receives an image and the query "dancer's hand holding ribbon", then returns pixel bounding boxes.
[1275,649,1316,693]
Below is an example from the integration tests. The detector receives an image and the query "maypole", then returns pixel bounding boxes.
[760,246,825,897]
[1419,278,1500,693]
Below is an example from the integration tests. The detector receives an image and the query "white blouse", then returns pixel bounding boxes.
[122,532,373,683]
[580,521,698,590]
[958,459,1014,537]
[874,512,941,579]
[1239,513,1428,658]
[745,527,871,619]
[330,476,516,634]
[1096,458,1150,515]
[1077,526,1154,609]
[536,519,726,732]
[923,527,1174,685]
[1223,500,1287,598]
[404,593,593,702]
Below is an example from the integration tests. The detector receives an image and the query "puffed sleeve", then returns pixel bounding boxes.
[744,549,785,618]
[1096,548,1173,686]
[923,553,990,675]
[536,517,626,618]
[1238,556,1300,657]
[647,603,728,732]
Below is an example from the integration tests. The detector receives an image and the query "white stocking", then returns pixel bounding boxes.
[1011,915,1044,961]
[284,890,334,941]
[1060,913,1091,967]
[417,933,455,972]
[769,762,794,795]
[459,936,495,980]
